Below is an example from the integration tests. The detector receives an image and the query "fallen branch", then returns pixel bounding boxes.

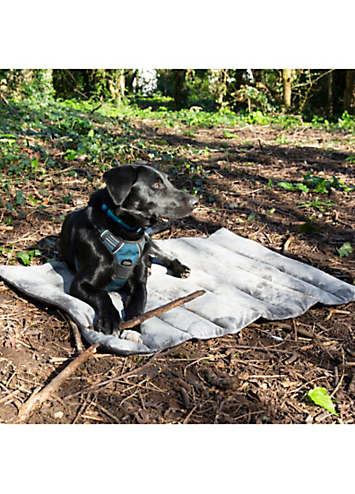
[68,318,85,353]
[84,289,206,332]
[16,344,99,423]
[119,289,206,330]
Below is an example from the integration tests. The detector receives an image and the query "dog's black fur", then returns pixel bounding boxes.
[60,163,197,341]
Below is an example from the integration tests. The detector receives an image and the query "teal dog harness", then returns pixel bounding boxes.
[74,203,146,291]
[99,229,146,291]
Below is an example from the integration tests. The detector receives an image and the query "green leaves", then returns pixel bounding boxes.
[297,197,336,212]
[64,149,77,160]
[223,130,240,139]
[277,181,310,193]
[337,242,353,258]
[303,173,354,193]
[15,190,26,206]
[306,387,338,416]
[277,175,354,195]
[16,249,41,266]
[277,181,295,191]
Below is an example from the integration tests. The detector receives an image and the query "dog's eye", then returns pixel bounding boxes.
[152,182,164,190]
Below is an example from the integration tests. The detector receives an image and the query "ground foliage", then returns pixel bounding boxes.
[0,96,354,424]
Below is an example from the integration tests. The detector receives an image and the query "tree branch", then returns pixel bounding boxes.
[119,289,206,330]
[16,344,99,423]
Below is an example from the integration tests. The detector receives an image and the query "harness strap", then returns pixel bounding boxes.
[99,229,146,289]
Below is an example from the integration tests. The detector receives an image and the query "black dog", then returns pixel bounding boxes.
[60,163,198,343]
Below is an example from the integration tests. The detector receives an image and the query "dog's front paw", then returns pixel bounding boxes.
[170,260,191,279]
[96,311,121,335]
[119,329,144,345]
[179,265,191,279]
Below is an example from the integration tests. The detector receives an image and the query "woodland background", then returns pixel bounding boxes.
[1,69,354,118]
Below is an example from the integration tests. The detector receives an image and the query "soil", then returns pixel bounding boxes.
[0,118,354,424]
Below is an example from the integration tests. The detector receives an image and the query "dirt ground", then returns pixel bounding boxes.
[0,117,354,424]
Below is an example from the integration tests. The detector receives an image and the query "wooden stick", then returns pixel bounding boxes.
[85,289,206,332]
[119,289,206,330]
[16,344,99,423]
[68,318,85,353]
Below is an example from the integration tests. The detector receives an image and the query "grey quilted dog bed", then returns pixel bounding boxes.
[0,228,354,355]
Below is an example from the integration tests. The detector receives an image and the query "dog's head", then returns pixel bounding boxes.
[103,164,198,226]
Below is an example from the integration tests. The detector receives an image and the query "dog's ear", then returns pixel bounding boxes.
[103,165,138,205]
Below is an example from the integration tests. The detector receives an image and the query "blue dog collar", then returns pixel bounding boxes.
[101,203,142,233]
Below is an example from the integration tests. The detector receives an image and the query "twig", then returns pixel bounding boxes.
[16,344,99,423]
[331,348,345,398]
[67,317,85,353]
[292,69,335,90]
[0,389,21,405]
[120,289,205,329]
[63,343,184,400]
[86,289,206,332]
[89,103,103,115]
[0,92,18,115]
[72,394,95,424]
[183,405,198,424]
[63,348,162,399]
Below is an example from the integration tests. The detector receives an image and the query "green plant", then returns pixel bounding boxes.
[275,133,288,145]
[183,129,196,137]
[303,173,354,193]
[62,194,73,204]
[306,387,338,416]
[223,130,240,139]
[345,155,355,164]
[337,111,355,132]
[337,242,353,258]
[277,181,309,193]
[297,197,336,212]
[277,175,354,195]
[15,190,26,206]
[16,249,42,266]
[64,149,78,160]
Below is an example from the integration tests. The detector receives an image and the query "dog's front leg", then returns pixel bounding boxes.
[119,282,147,345]
[147,237,191,278]
[70,268,122,335]
[118,263,148,345]
[124,261,148,324]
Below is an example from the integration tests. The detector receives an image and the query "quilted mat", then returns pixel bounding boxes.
[0,228,354,355]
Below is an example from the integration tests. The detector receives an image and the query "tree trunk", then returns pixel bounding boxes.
[328,71,333,116]
[117,69,125,105]
[173,70,187,109]
[120,70,125,96]
[344,69,354,112]
[108,70,125,105]
[283,69,293,110]
[216,69,228,108]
